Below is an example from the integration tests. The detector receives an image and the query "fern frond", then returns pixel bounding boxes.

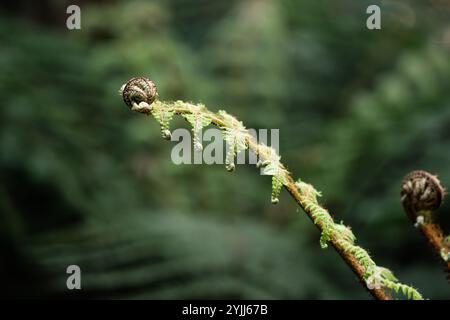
[150,102,175,140]
[183,111,212,151]
[120,77,425,300]
[218,111,248,172]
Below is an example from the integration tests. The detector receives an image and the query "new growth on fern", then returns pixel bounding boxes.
[401,170,450,279]
[120,76,424,300]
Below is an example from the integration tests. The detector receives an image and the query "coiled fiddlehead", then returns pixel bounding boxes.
[120,77,158,113]
[401,170,444,219]
[401,170,449,281]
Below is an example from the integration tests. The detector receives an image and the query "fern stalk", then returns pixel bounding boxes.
[119,77,423,300]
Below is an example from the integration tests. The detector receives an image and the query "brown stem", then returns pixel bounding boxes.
[119,77,425,299]
[188,111,392,299]
[283,177,390,300]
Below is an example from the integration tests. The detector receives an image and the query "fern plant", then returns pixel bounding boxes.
[119,76,423,300]
[401,170,449,280]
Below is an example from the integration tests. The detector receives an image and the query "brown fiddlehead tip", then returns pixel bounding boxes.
[401,171,450,280]
[120,77,158,113]
[401,170,445,220]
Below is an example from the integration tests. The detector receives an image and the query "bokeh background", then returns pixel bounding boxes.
[1,0,449,299]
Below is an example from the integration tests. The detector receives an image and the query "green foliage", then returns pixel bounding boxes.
[259,148,289,204]
[270,176,283,205]
[219,110,249,172]
[150,105,175,140]
[183,110,212,151]
[296,181,334,249]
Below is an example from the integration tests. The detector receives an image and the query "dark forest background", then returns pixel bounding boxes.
[0,0,449,299]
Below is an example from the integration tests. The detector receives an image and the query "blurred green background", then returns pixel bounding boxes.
[0,0,449,299]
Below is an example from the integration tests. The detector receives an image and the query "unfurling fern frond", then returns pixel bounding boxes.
[183,108,212,152]
[219,111,248,172]
[151,101,175,140]
[120,76,425,300]
[260,146,289,204]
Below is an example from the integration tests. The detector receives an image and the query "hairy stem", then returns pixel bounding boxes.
[120,78,423,300]
[283,179,388,299]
